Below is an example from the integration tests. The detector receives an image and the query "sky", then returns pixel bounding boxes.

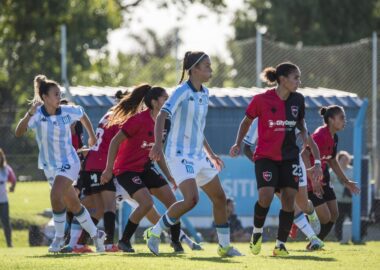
[107,0,245,61]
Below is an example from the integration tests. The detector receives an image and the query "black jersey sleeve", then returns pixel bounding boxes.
[332,134,339,158]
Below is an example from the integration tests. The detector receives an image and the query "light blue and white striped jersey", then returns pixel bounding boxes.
[28,105,84,170]
[161,81,209,159]
[243,119,306,149]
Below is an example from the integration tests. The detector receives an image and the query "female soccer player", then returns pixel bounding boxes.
[101,84,184,253]
[230,62,308,256]
[15,75,105,253]
[147,51,242,257]
[0,148,16,247]
[302,106,360,242]
[243,119,325,250]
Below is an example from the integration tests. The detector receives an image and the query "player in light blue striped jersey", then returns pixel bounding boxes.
[145,51,242,257]
[15,75,105,253]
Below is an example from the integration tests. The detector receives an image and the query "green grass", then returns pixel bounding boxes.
[0,242,378,270]
[1,182,379,269]
[7,181,51,228]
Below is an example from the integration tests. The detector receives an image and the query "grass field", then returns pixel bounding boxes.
[0,242,379,270]
[0,182,379,269]
[7,181,51,227]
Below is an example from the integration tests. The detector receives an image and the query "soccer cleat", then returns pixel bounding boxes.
[180,234,203,250]
[59,245,74,253]
[289,223,298,239]
[118,240,135,253]
[249,233,262,255]
[171,241,185,253]
[144,227,161,256]
[48,237,64,253]
[217,245,243,257]
[73,245,93,253]
[190,242,203,251]
[306,236,324,251]
[273,244,289,256]
[92,230,106,253]
[307,212,321,235]
[105,244,120,252]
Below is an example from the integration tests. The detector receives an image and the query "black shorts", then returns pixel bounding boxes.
[255,158,301,190]
[308,181,336,207]
[116,166,168,197]
[79,171,116,196]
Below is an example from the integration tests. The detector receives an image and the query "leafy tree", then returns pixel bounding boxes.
[233,0,379,45]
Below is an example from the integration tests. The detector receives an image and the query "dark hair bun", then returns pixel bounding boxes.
[320,107,327,116]
[115,90,123,99]
[260,67,277,85]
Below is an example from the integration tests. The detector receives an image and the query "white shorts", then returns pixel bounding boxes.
[166,155,219,187]
[114,180,139,209]
[43,163,80,187]
[299,157,307,188]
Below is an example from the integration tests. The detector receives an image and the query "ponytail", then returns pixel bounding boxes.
[107,84,151,127]
[32,74,59,104]
[178,51,208,84]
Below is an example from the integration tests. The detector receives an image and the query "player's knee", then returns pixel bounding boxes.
[258,197,272,208]
[297,200,309,213]
[140,199,154,213]
[319,211,331,224]
[184,195,199,210]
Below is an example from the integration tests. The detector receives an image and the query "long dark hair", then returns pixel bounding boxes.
[107,84,166,127]
[178,51,208,84]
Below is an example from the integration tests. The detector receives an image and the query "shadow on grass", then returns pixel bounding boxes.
[122,252,186,258]
[188,256,241,264]
[271,255,337,261]
[27,253,108,259]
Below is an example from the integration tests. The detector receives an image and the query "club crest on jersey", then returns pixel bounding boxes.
[263,171,272,182]
[61,114,71,124]
[131,176,142,185]
[291,106,299,118]
[181,159,195,174]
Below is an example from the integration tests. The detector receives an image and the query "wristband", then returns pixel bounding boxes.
[314,160,321,165]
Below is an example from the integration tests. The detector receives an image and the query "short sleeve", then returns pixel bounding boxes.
[121,115,140,138]
[67,105,84,123]
[246,95,259,119]
[161,87,188,117]
[27,113,39,129]
[243,119,258,146]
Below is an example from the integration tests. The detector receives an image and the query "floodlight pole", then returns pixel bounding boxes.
[61,24,72,99]
[372,32,378,197]
[256,29,262,88]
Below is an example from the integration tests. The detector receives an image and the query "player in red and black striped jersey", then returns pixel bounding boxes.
[231,62,309,256]
[100,84,184,253]
[302,105,360,242]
